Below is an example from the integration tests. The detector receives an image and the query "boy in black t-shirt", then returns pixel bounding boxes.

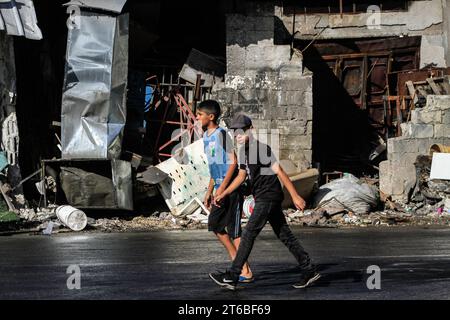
[209,114,320,290]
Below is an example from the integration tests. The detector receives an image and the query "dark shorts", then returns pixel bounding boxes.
[208,190,243,239]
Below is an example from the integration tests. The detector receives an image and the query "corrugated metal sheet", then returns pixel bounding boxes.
[0,0,42,40]
[61,12,129,159]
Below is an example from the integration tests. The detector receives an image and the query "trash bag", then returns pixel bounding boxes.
[313,174,379,214]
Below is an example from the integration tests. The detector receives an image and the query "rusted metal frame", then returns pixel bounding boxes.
[147,119,191,126]
[383,96,391,140]
[158,153,173,157]
[339,0,343,18]
[175,94,203,140]
[322,51,391,61]
[322,48,417,61]
[382,53,393,139]
[395,95,403,136]
[157,129,187,153]
[153,97,171,163]
[366,58,382,80]
[334,58,342,80]
[361,55,368,110]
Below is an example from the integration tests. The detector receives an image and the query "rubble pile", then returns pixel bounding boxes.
[411,155,450,214]
[92,212,207,232]
[384,154,450,221]
[19,206,57,222]
[283,208,414,227]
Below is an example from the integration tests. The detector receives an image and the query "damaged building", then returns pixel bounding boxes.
[0,0,450,228]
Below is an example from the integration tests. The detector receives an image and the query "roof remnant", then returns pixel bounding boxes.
[63,0,127,14]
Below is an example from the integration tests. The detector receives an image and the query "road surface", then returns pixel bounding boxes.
[1,226,450,299]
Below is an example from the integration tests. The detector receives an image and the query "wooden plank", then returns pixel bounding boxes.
[426,78,442,94]
[417,87,428,97]
[406,80,418,105]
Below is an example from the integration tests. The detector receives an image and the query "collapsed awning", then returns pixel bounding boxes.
[63,0,127,14]
[0,0,42,40]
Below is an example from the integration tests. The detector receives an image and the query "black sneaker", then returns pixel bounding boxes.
[209,271,238,290]
[293,269,321,289]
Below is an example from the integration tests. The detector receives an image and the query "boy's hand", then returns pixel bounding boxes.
[214,191,228,205]
[215,185,225,198]
[204,194,212,210]
[293,194,306,211]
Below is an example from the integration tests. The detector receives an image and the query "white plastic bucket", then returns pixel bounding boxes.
[243,196,255,219]
[56,205,87,231]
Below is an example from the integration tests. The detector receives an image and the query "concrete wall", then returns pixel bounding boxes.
[443,0,450,67]
[276,0,449,68]
[380,95,450,202]
[212,2,314,171]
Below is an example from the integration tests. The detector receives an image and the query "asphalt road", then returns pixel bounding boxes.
[1,226,450,300]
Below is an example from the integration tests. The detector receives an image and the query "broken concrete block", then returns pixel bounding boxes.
[400,123,434,139]
[426,95,450,111]
[379,160,392,195]
[411,109,442,124]
[388,137,419,155]
[418,138,439,154]
[442,111,450,124]
[434,124,450,138]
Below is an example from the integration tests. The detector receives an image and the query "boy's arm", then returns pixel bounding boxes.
[271,162,306,211]
[214,169,246,204]
[204,178,215,209]
[215,151,237,196]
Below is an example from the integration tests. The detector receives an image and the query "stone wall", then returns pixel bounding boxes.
[380,95,450,201]
[212,2,313,171]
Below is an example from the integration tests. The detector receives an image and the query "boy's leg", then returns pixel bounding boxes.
[267,203,320,288]
[267,202,312,269]
[226,191,252,277]
[208,198,238,260]
[229,201,272,279]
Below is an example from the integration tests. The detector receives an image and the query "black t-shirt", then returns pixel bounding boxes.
[238,140,284,202]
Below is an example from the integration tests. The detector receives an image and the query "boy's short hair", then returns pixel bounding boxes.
[198,100,221,123]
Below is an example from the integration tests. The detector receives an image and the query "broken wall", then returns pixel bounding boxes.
[212,1,313,170]
[0,31,23,204]
[277,0,450,69]
[380,95,450,201]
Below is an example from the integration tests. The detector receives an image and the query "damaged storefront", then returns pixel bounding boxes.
[1,0,450,234]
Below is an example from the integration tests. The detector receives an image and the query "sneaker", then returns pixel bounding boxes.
[209,271,238,290]
[292,269,321,289]
[239,275,255,283]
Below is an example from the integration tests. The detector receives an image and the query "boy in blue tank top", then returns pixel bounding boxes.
[196,100,253,282]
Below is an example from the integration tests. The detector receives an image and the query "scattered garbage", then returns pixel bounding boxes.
[42,221,55,235]
[313,173,379,214]
[243,196,255,219]
[55,205,87,232]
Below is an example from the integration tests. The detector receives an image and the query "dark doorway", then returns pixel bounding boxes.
[296,36,421,176]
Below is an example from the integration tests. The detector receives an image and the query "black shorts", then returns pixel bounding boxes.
[208,190,243,239]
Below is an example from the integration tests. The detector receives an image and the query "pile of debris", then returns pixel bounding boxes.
[2,204,208,235]
[283,208,414,227]
[280,173,383,227]
[92,212,207,233]
[388,152,450,219]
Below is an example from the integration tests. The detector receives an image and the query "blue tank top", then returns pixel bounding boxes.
[203,127,231,190]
